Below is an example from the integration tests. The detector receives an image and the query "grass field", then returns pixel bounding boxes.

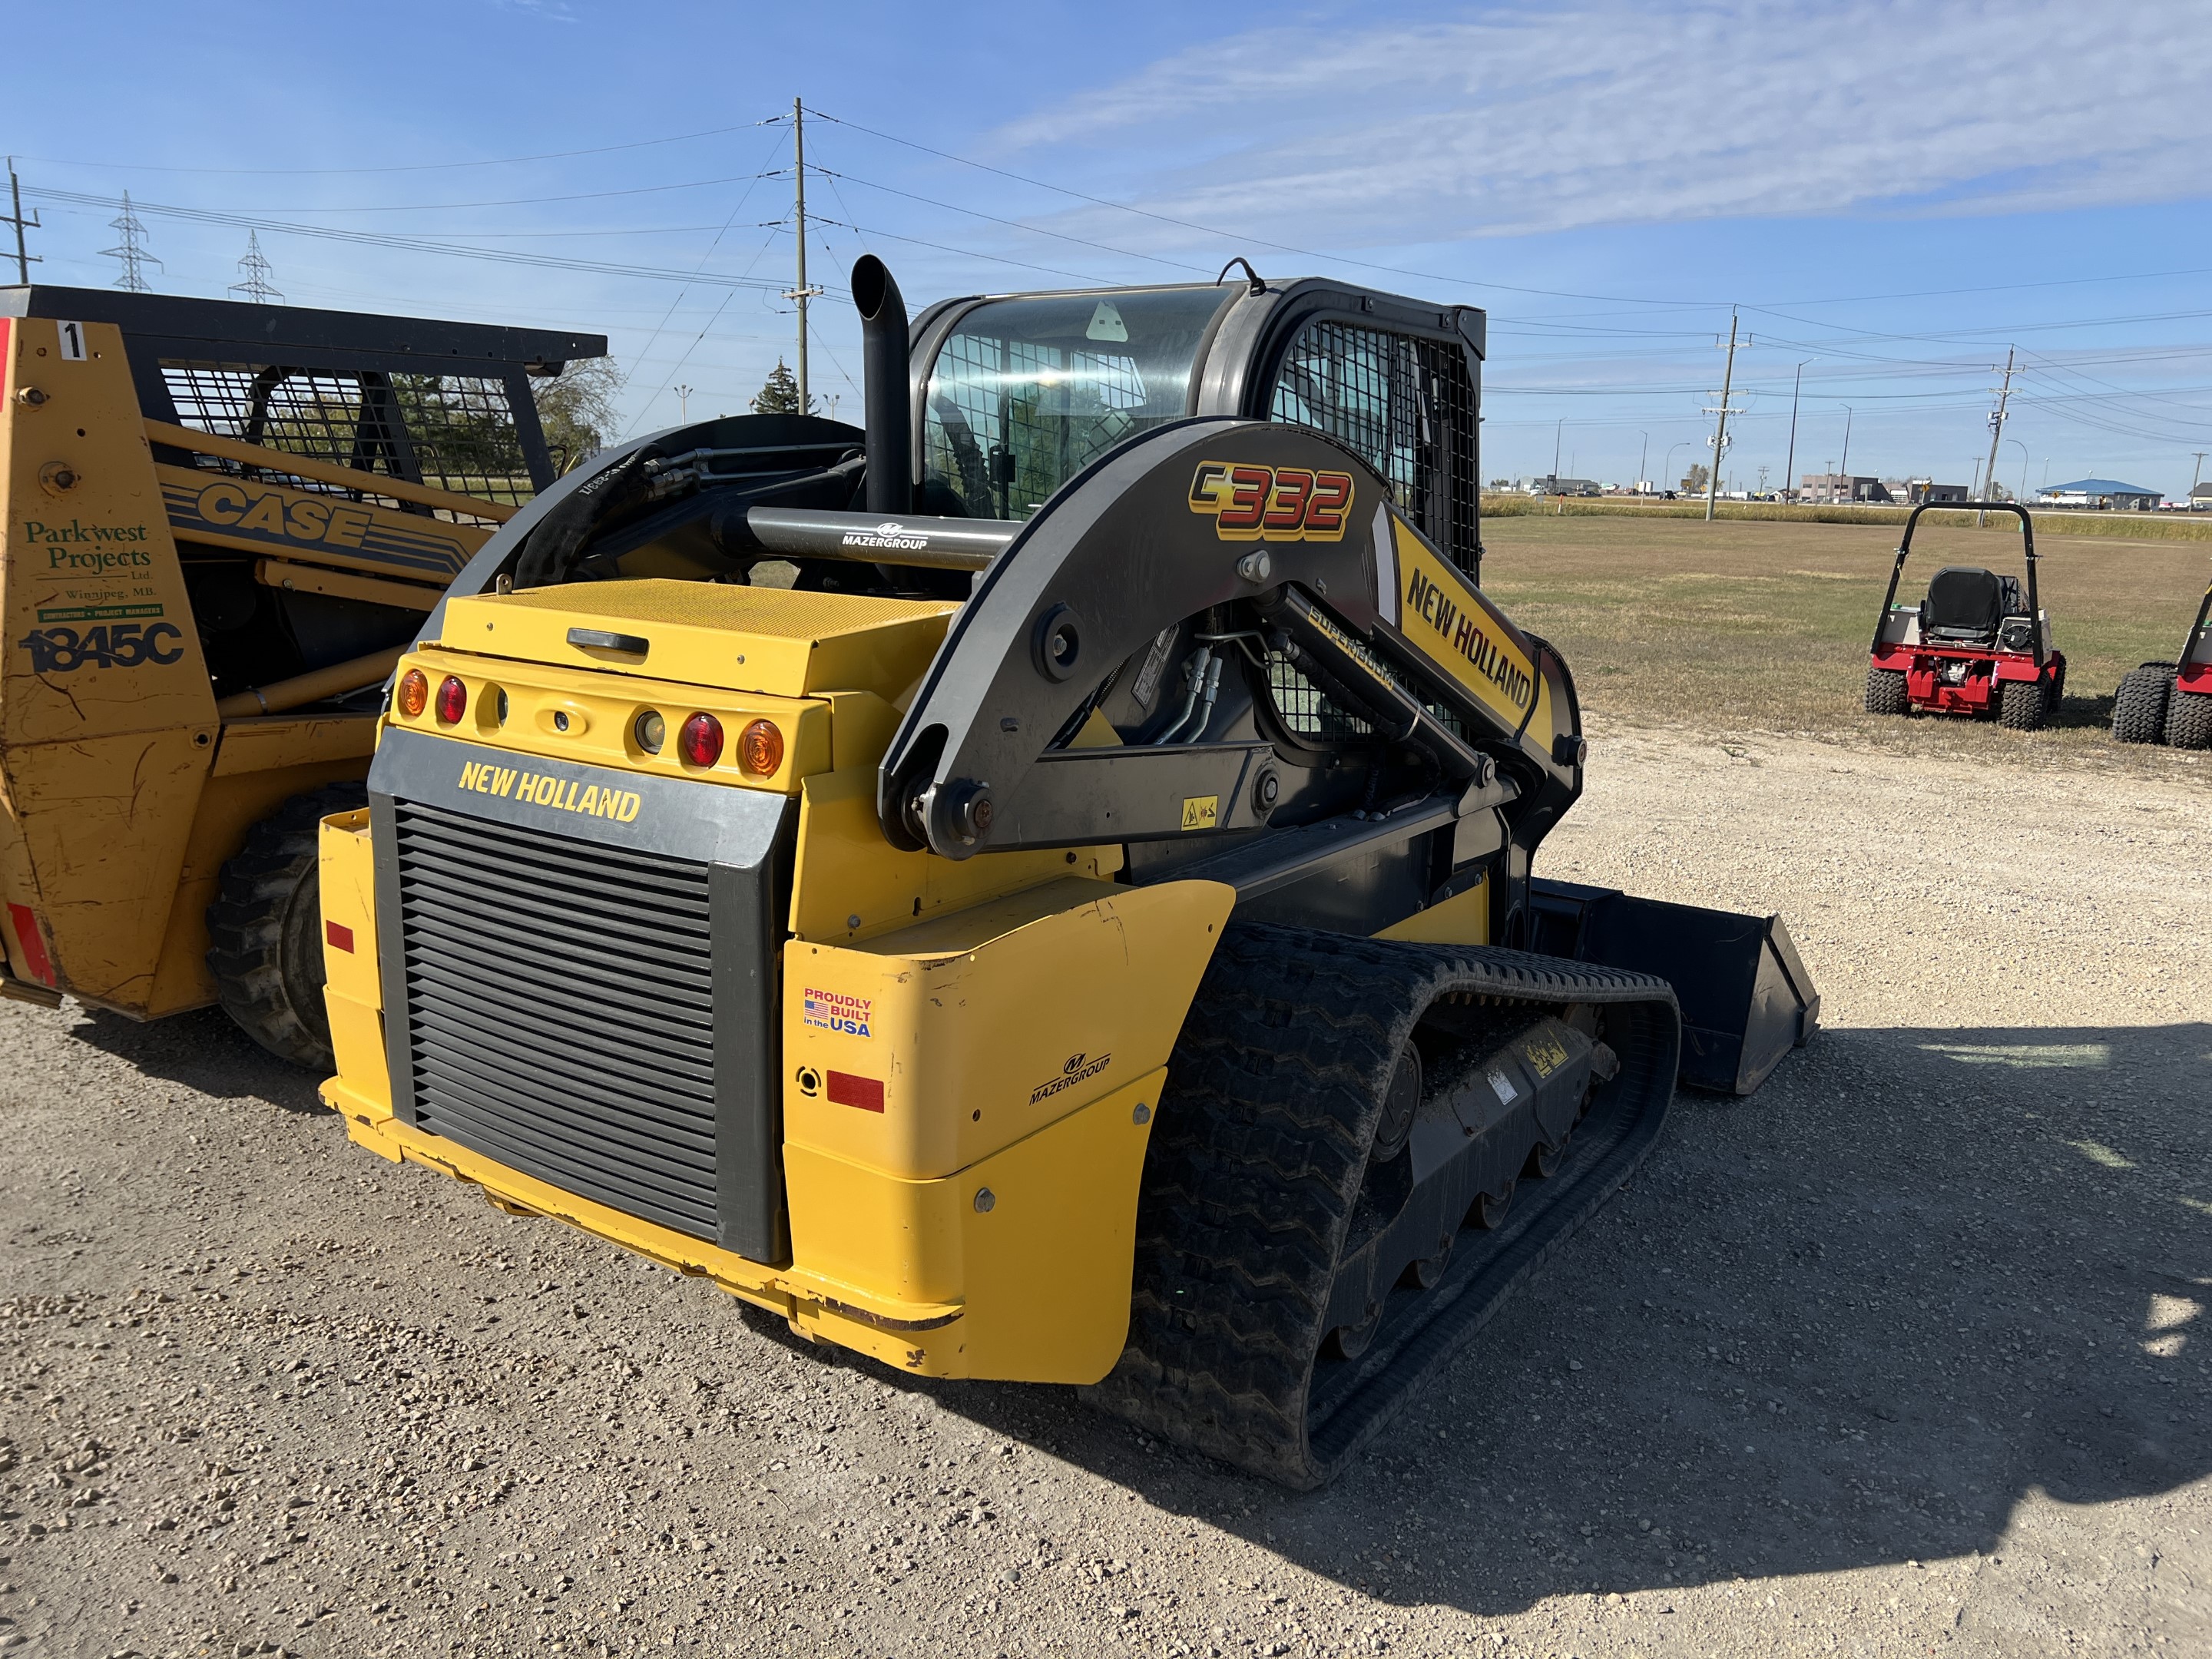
[1479,511,2211,772]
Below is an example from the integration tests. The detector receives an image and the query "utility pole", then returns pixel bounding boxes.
[229,230,280,303]
[1783,359,1811,505]
[1703,311,1743,522]
[1839,406,1853,495]
[783,98,823,416]
[1977,346,2016,526]
[1637,431,1649,492]
[3,158,38,286]
[2190,450,2205,508]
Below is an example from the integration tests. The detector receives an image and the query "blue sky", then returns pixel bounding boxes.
[12,0,2212,496]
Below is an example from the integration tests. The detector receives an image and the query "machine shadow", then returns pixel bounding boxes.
[2051,689,2117,731]
[65,1003,329,1115]
[922,1020,2211,1618]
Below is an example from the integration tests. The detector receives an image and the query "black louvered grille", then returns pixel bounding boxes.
[392,800,720,1239]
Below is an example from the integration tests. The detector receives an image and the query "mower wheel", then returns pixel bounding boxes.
[1998,679,2047,731]
[2111,664,2174,744]
[1864,666,1909,717]
[207,782,366,1071]
[2168,687,2212,750]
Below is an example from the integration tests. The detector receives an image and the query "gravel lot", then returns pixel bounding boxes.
[3,725,2207,1658]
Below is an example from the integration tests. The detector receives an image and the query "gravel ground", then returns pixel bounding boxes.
[2,724,2207,1659]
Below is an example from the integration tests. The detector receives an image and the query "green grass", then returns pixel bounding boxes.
[1479,511,2211,773]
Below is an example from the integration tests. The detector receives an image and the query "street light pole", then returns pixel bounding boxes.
[2008,437,2029,505]
[1637,431,1649,493]
[1784,359,1811,505]
[1838,406,1854,498]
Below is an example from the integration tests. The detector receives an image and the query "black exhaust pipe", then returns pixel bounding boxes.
[852,255,912,517]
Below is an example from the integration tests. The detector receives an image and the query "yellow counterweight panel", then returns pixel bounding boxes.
[317,809,391,1122]
[780,1071,1162,1380]
[781,876,1233,1181]
[442,581,957,700]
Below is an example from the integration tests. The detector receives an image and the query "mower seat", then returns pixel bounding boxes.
[1921,566,2007,646]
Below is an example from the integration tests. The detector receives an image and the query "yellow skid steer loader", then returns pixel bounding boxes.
[0,286,602,1063]
[318,259,1814,1485]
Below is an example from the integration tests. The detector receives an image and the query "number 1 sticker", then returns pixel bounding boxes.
[57,321,86,360]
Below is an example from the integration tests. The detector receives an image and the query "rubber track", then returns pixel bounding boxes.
[1083,922,1680,1489]
[207,783,366,1070]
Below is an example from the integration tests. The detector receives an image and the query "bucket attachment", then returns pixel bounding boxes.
[1529,879,1819,1095]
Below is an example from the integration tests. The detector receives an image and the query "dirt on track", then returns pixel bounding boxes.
[2,724,2207,1659]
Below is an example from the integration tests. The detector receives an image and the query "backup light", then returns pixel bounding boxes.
[635,710,666,755]
[738,719,784,778]
[679,712,724,767]
[435,675,468,724]
[398,667,429,718]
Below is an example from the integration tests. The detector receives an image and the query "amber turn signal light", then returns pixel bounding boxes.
[737,719,784,777]
[397,667,429,717]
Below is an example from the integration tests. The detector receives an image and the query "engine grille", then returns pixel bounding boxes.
[392,800,720,1239]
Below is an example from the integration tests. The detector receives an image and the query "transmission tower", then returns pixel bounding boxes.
[99,192,161,292]
[230,230,281,303]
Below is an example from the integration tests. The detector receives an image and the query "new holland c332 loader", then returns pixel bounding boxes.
[319,257,1817,1487]
[0,286,603,1065]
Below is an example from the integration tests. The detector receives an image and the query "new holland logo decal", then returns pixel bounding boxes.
[456,759,642,823]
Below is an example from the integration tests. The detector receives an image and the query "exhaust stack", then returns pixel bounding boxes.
[851,256,912,517]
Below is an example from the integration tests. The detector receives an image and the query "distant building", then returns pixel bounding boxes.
[2038,478,2161,511]
[1908,479,1969,505]
[1799,474,1892,503]
[2189,482,2212,511]
[1525,475,1599,497]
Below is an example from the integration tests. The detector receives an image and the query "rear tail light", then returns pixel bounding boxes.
[397,667,429,717]
[738,719,784,777]
[678,712,723,767]
[435,675,467,724]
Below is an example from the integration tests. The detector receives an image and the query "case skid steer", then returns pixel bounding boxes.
[319,257,1817,1487]
[0,286,604,1064]
[2110,574,2212,749]
[1863,502,2065,730]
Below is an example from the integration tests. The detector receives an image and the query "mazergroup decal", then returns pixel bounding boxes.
[839,521,929,552]
[18,621,185,674]
[1029,1050,1111,1106]
[456,758,642,823]
[1188,462,1353,543]
[802,987,875,1038]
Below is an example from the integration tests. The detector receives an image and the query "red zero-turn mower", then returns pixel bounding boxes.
[1864,501,2065,731]
[2110,574,2212,750]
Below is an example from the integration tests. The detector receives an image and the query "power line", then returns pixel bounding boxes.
[5,158,40,284]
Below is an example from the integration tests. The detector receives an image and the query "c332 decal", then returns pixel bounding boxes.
[1188,462,1353,542]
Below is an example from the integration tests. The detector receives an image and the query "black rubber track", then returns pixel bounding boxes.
[2166,687,2212,750]
[1864,666,1909,717]
[2111,663,2174,745]
[1082,923,1679,1489]
[207,783,366,1070]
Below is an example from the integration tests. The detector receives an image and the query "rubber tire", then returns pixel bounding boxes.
[1998,678,2047,731]
[2168,687,2212,750]
[1864,666,1909,717]
[2111,664,2174,744]
[207,783,366,1070]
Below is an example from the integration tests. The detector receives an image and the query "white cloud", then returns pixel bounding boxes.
[998,1,2212,241]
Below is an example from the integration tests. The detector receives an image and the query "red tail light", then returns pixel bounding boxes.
[435,675,467,724]
[678,712,724,767]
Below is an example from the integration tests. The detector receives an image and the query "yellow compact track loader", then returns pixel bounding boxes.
[0,287,603,1063]
[320,257,1816,1485]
